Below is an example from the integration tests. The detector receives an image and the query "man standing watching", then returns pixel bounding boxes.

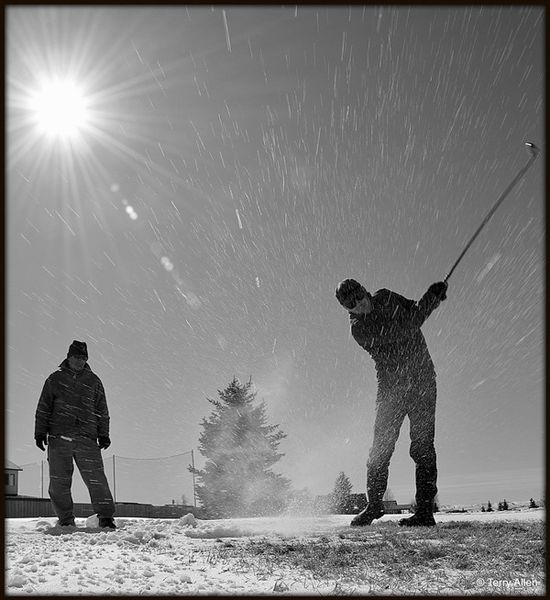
[34,340,116,529]
[335,279,447,527]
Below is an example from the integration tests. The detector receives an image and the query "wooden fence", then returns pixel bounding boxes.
[5,496,203,519]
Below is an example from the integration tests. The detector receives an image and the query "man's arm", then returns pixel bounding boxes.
[35,377,55,449]
[413,284,445,326]
[94,379,110,439]
[388,283,447,329]
[35,378,54,437]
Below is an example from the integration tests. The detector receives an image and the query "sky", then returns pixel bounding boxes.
[6,6,544,508]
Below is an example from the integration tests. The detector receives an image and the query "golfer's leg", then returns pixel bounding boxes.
[408,376,438,513]
[367,386,407,508]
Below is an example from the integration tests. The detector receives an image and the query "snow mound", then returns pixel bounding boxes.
[179,512,197,527]
[184,523,256,539]
[85,514,99,528]
[34,520,54,532]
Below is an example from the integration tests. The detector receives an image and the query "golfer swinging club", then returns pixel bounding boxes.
[335,278,448,527]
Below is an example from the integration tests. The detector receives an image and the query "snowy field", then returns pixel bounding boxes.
[5,509,544,596]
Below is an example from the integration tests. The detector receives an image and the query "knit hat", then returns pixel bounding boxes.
[67,340,88,359]
[335,279,367,310]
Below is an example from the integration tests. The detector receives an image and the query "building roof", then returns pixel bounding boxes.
[6,460,23,471]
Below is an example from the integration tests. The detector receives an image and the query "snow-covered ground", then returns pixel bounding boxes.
[5,509,544,595]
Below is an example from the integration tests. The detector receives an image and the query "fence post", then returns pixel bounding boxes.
[191,449,196,507]
[112,455,117,503]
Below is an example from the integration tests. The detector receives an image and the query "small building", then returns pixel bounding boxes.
[314,492,412,515]
[6,460,23,496]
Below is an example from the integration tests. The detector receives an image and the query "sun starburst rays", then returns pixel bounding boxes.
[10,14,169,194]
[7,3,220,284]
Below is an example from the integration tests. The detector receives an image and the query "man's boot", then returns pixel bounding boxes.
[350,503,384,527]
[353,461,391,526]
[398,512,436,527]
[399,500,436,527]
[98,517,117,529]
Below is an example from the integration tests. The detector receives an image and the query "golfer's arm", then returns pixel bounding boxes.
[388,290,440,328]
[412,289,441,326]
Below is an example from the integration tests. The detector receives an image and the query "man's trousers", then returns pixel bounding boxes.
[367,371,438,513]
[47,435,115,523]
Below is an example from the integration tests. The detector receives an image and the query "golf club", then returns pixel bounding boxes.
[444,142,540,283]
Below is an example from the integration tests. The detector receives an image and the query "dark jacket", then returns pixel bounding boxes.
[34,360,109,439]
[350,288,442,380]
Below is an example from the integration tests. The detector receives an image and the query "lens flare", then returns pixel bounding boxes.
[28,79,89,138]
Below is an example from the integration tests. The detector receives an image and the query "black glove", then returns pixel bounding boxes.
[35,434,48,451]
[428,281,448,301]
[98,436,111,450]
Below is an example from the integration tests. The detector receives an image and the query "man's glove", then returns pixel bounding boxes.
[35,434,48,451]
[98,436,111,450]
[428,281,448,301]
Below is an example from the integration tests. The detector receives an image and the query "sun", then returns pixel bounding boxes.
[28,78,90,139]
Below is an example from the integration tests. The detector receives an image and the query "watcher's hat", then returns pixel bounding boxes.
[67,340,88,359]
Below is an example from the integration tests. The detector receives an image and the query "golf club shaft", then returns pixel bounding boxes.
[444,143,540,283]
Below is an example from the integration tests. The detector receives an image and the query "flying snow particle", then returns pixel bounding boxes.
[185,292,202,309]
[235,208,243,229]
[476,253,501,283]
[110,183,120,193]
[222,9,232,53]
[153,288,166,312]
[55,211,76,236]
[176,287,202,310]
[471,379,486,390]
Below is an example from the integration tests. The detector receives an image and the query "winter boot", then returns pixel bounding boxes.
[98,517,117,530]
[398,512,436,527]
[350,504,384,527]
[58,518,76,527]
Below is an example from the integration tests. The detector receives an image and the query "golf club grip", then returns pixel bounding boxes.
[444,151,539,283]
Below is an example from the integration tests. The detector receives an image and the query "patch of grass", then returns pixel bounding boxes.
[203,520,545,594]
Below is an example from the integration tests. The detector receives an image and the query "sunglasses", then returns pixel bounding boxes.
[341,288,367,310]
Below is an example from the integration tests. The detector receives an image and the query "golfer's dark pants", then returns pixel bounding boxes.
[367,371,438,513]
[47,436,115,523]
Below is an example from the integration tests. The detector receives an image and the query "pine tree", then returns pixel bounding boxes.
[487,500,493,512]
[192,377,291,518]
[331,472,353,514]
